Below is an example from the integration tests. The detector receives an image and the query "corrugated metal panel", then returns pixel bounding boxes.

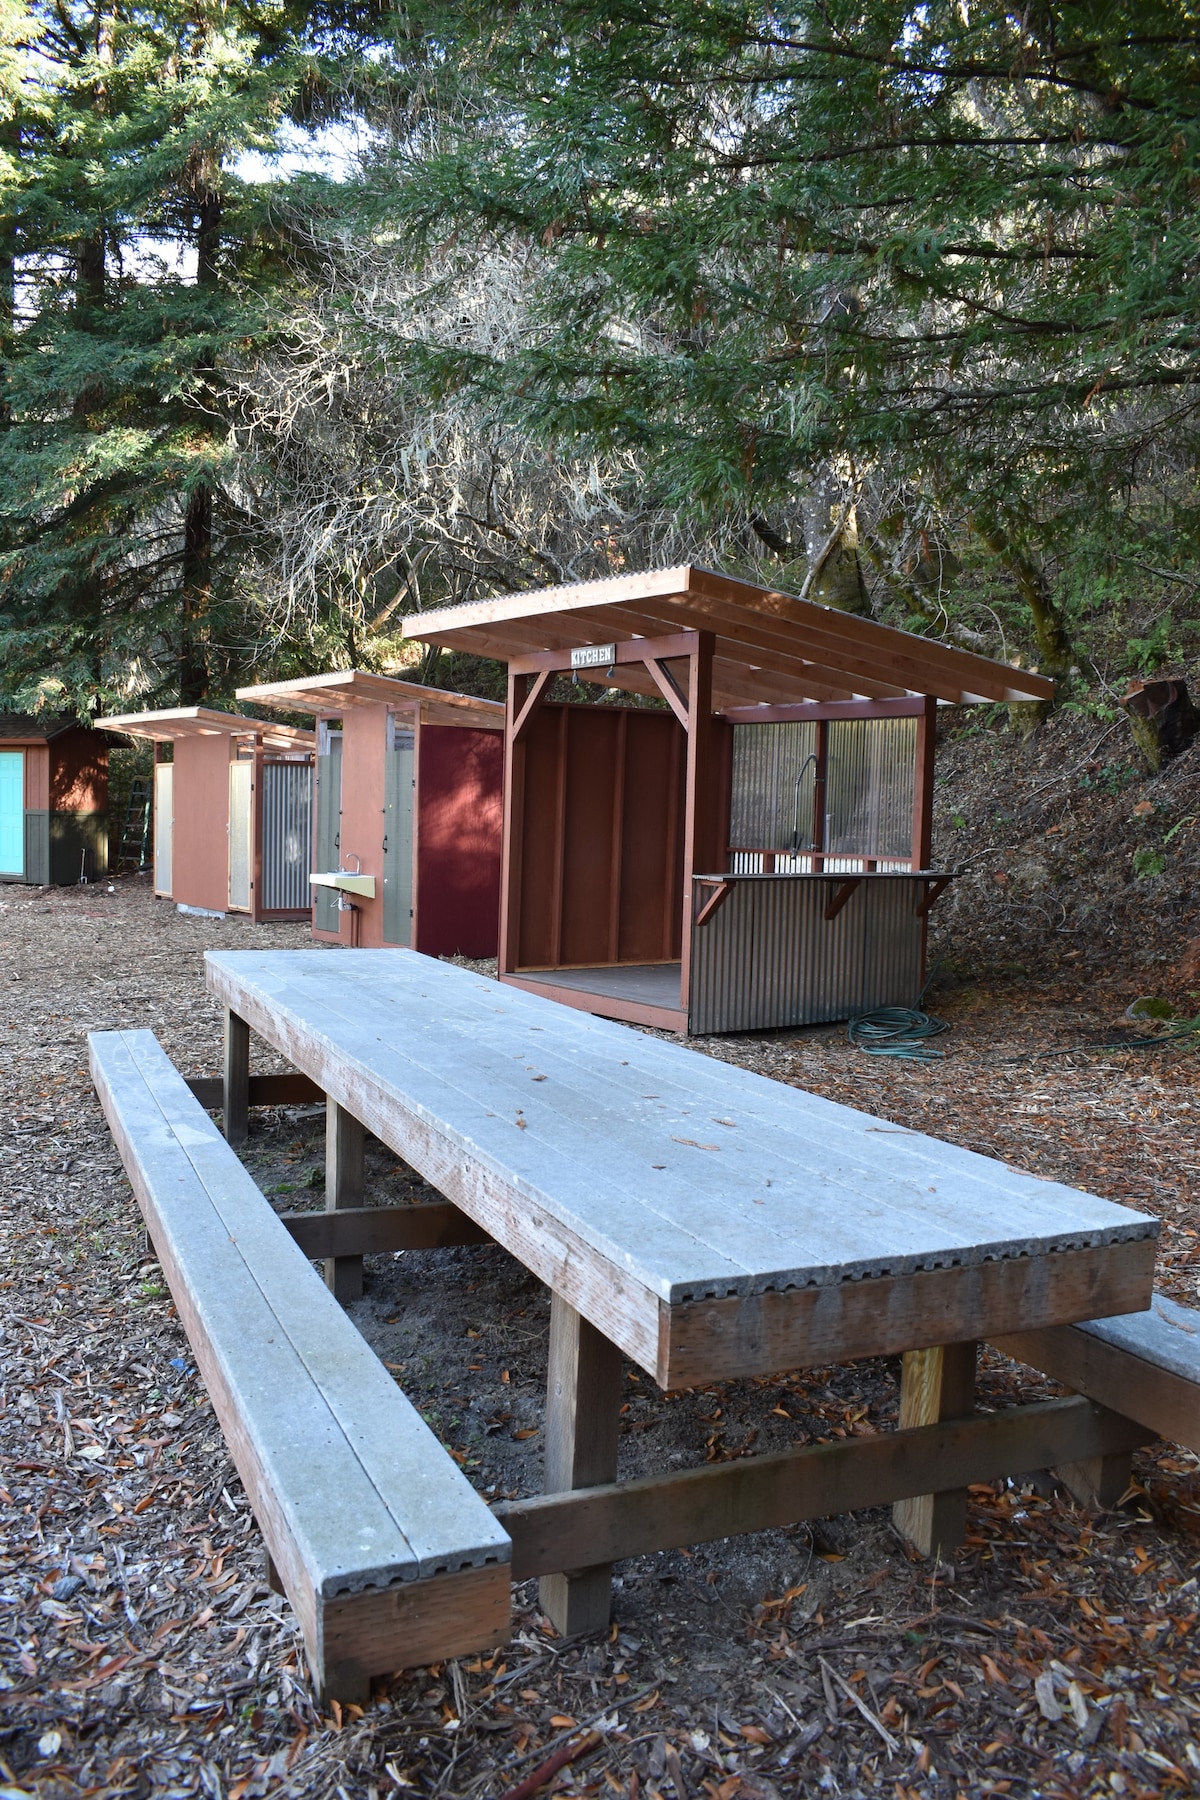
[153,763,173,896]
[826,717,916,860]
[688,875,926,1034]
[729,721,818,853]
[261,760,313,912]
[228,761,252,911]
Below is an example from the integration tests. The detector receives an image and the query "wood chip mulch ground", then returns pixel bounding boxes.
[2,878,1198,1800]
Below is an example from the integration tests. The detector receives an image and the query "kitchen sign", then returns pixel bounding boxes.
[570,643,617,669]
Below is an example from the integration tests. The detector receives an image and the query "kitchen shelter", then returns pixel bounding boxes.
[235,672,504,956]
[0,715,110,884]
[95,708,316,921]
[403,565,1054,1034]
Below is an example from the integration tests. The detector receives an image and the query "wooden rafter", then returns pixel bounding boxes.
[403,564,1053,709]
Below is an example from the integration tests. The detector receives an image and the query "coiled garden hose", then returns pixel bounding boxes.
[846,1006,950,1062]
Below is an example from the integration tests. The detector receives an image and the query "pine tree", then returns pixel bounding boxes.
[0,0,376,711]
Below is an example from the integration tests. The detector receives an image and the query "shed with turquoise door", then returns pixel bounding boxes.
[0,715,111,884]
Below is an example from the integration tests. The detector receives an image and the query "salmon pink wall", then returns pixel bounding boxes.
[23,745,49,810]
[171,735,232,914]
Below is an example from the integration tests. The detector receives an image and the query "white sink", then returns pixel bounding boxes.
[309,871,376,900]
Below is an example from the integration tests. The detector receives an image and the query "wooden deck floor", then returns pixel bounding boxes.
[503,963,684,1030]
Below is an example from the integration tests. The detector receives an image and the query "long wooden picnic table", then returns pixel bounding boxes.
[206,949,1158,1635]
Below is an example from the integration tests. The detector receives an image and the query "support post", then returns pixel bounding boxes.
[813,718,829,866]
[539,1293,622,1637]
[893,1341,976,1556]
[324,1099,365,1304]
[222,1009,250,1147]
[911,695,936,870]
[679,630,718,1016]
[1056,1449,1132,1509]
[499,671,529,978]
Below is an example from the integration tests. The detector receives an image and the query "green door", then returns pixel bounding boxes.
[382,725,414,946]
[313,730,342,933]
[0,751,23,877]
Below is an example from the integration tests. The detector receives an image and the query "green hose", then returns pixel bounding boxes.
[847,1006,950,1062]
[998,1013,1200,1063]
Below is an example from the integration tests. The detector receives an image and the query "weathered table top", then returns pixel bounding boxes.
[206,950,1157,1385]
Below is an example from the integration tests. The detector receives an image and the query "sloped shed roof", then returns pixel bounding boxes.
[402,565,1053,711]
[237,671,504,730]
[0,714,92,743]
[95,707,315,750]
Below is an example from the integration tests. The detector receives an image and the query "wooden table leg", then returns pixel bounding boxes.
[539,1293,622,1637]
[893,1341,976,1557]
[325,1100,365,1304]
[223,1009,250,1148]
[1056,1448,1132,1509]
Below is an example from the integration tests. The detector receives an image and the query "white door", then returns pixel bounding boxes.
[153,763,173,896]
[228,761,252,911]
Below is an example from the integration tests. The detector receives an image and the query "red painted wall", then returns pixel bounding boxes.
[510,704,685,971]
[414,725,503,958]
[171,734,232,914]
[310,707,502,955]
[50,729,108,813]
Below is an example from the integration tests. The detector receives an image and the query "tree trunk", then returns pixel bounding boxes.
[177,156,221,704]
[971,512,1075,690]
[800,468,871,615]
[179,483,212,704]
[1122,678,1200,773]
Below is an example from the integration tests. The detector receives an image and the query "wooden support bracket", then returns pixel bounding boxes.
[645,658,691,730]
[513,669,555,742]
[823,878,862,922]
[915,876,954,920]
[694,881,734,929]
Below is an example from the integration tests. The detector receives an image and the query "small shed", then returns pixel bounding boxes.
[95,708,316,921]
[235,672,505,956]
[0,715,110,884]
[404,565,1053,1034]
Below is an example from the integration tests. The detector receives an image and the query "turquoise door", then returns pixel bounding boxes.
[0,751,23,876]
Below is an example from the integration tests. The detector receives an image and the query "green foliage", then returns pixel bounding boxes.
[363,0,1200,680]
[1133,847,1167,878]
[0,0,383,714]
[4,0,1200,707]
[1078,762,1137,795]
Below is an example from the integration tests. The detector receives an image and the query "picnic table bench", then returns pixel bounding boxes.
[203,949,1160,1640]
[88,1028,510,1703]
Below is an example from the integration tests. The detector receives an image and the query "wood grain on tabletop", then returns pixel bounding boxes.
[206,951,1156,1378]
